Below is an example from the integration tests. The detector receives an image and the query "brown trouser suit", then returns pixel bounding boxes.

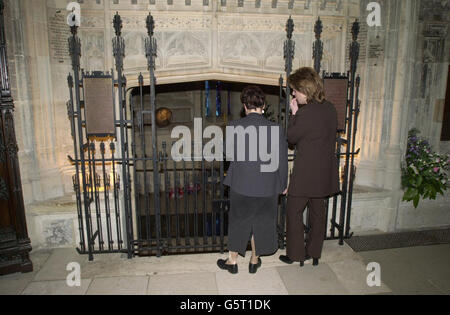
[286,100,339,262]
[286,196,326,262]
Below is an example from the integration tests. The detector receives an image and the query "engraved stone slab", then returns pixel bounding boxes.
[42,219,74,247]
[47,9,71,64]
[324,77,348,132]
[84,77,116,138]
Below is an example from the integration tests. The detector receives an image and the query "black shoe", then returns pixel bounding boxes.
[217,259,238,274]
[279,255,294,264]
[300,255,316,267]
[249,258,262,274]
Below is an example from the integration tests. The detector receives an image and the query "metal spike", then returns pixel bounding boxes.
[351,19,360,41]
[113,12,122,37]
[314,17,323,39]
[286,15,294,40]
[146,13,155,37]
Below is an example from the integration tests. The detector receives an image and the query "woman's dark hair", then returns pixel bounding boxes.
[240,85,266,110]
[288,67,325,103]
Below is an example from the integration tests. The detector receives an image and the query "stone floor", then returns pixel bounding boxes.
[0,241,449,295]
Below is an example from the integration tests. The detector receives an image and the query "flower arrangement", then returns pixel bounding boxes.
[401,129,450,208]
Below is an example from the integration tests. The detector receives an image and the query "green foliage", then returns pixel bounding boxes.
[401,129,450,208]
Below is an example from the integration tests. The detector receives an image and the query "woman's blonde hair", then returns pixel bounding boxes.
[288,67,325,103]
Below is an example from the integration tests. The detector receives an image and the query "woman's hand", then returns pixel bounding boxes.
[290,99,299,116]
[282,188,288,195]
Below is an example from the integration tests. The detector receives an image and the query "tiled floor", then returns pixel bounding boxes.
[1,241,449,295]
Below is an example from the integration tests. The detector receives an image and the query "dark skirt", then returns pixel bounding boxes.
[228,189,279,257]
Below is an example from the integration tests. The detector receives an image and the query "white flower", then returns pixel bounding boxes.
[410,165,419,175]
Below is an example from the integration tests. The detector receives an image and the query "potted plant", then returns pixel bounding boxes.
[401,129,450,208]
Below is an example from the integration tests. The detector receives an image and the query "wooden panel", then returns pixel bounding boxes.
[324,78,348,132]
[0,0,33,275]
[0,163,11,228]
[84,77,116,139]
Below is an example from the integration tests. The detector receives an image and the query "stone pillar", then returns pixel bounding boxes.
[8,0,64,203]
[384,0,420,190]
[5,0,39,205]
[383,0,420,231]
[354,0,421,231]
[354,0,386,189]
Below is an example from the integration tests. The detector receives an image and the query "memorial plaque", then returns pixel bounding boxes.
[48,10,72,64]
[84,77,116,139]
[324,77,348,132]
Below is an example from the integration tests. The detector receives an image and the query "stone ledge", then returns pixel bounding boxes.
[26,194,77,216]
[353,185,390,195]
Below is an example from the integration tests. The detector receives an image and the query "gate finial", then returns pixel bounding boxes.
[351,19,360,41]
[314,17,323,39]
[146,13,155,37]
[67,73,74,88]
[70,23,78,36]
[286,15,294,40]
[113,12,123,37]
[349,19,360,74]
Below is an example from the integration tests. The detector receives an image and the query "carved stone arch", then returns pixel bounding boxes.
[123,31,146,58]
[263,34,285,71]
[164,31,209,68]
[122,30,162,70]
[220,32,262,67]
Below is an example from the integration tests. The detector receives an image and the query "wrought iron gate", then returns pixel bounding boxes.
[277,17,361,247]
[67,14,361,261]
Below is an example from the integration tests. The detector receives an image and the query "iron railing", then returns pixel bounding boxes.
[67,14,361,261]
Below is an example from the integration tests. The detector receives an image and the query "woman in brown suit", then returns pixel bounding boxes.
[279,67,339,267]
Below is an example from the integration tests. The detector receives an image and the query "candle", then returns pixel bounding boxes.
[216,81,221,117]
[205,80,210,117]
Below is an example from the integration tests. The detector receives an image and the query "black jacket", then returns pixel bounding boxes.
[223,113,288,197]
